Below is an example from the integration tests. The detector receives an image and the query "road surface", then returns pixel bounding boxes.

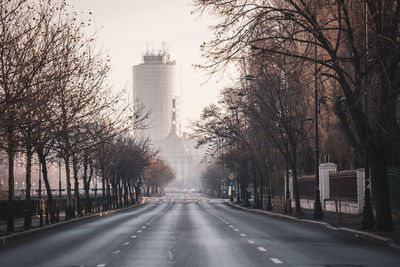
[0,193,399,266]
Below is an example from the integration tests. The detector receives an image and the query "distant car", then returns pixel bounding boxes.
[187,190,192,194]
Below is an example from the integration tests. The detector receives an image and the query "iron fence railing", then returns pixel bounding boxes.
[329,171,357,201]
[298,175,315,200]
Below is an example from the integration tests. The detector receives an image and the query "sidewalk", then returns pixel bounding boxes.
[226,200,400,250]
[0,213,67,236]
[0,199,146,244]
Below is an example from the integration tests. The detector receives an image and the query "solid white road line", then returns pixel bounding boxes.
[112,250,120,255]
[131,235,137,239]
[240,233,246,237]
[248,240,255,244]
[270,258,283,264]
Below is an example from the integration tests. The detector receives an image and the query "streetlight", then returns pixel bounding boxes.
[284,155,292,214]
[58,160,62,198]
[38,163,43,226]
[312,1,324,220]
[229,105,242,204]
[361,1,374,229]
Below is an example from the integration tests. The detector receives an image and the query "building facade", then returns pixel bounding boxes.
[132,47,193,187]
[132,48,182,141]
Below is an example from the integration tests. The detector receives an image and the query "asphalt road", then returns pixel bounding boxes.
[0,193,399,267]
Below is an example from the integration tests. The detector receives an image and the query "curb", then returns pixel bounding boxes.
[1,199,147,246]
[225,201,400,250]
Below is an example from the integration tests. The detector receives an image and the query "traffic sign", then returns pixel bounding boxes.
[228,173,235,180]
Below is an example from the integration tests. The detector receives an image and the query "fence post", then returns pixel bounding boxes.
[319,163,337,205]
[357,169,365,214]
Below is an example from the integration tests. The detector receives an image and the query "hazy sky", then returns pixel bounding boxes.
[68,0,234,130]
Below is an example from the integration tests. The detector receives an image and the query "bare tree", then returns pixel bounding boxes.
[0,0,72,231]
[193,0,400,230]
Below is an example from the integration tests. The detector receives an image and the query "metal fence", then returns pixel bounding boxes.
[0,196,118,220]
[298,175,315,199]
[387,167,400,204]
[329,171,357,201]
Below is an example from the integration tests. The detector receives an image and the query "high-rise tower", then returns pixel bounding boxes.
[132,46,194,187]
[132,47,182,142]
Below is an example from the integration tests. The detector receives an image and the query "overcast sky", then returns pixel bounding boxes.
[68,0,234,130]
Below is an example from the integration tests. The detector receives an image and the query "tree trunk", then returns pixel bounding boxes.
[112,182,115,209]
[7,147,15,232]
[115,182,119,208]
[118,181,122,207]
[100,162,106,198]
[64,154,73,219]
[290,146,302,216]
[82,156,91,213]
[38,153,56,223]
[135,185,140,202]
[371,154,393,231]
[251,162,258,208]
[84,181,90,213]
[128,181,134,205]
[72,156,81,216]
[292,167,302,216]
[124,182,128,206]
[24,147,33,229]
[106,180,111,210]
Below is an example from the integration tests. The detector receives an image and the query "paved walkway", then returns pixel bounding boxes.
[0,213,75,236]
[233,199,400,247]
[0,201,145,238]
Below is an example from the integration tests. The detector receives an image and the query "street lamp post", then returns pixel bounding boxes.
[284,156,292,214]
[58,161,62,198]
[229,105,241,203]
[266,134,273,211]
[361,1,374,229]
[38,163,43,226]
[312,2,324,220]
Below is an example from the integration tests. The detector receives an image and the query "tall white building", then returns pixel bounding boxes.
[133,46,193,186]
[132,48,182,142]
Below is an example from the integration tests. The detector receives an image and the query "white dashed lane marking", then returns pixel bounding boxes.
[131,235,137,239]
[257,247,267,252]
[271,258,283,264]
[137,230,142,233]
[234,228,239,231]
[123,242,130,246]
[142,226,146,229]
[112,250,120,255]
[97,264,107,267]
[240,233,246,237]
[248,240,255,244]
[229,225,234,228]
